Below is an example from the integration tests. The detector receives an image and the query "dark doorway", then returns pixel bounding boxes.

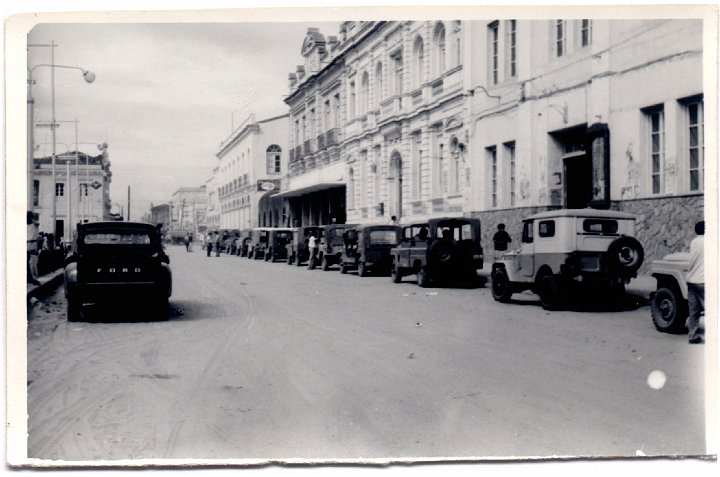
[55,220,64,240]
[564,154,592,209]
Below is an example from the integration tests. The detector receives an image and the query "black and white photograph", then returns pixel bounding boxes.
[4,0,718,473]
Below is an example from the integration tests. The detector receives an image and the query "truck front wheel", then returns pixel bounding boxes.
[491,268,513,303]
[651,286,688,333]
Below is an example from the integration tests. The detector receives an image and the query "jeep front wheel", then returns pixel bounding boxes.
[491,268,513,303]
[651,286,688,333]
[358,261,368,277]
[537,273,563,310]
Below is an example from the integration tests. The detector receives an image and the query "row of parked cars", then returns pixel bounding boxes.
[61,209,695,336]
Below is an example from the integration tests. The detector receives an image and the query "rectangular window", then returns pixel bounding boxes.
[645,106,665,195]
[489,21,499,84]
[555,20,566,57]
[487,146,498,208]
[79,183,89,200]
[507,20,517,78]
[275,154,281,174]
[581,19,592,47]
[504,141,516,206]
[55,182,65,197]
[393,52,403,95]
[686,99,704,192]
[538,220,555,238]
[324,99,331,132]
[349,81,356,118]
[33,180,40,206]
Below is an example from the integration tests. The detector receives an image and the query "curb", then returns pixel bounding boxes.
[27,269,64,301]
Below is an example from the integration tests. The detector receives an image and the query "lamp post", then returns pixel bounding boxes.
[27,41,95,238]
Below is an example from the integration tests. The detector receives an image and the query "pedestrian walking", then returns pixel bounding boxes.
[206,233,213,257]
[215,232,221,257]
[184,233,191,252]
[492,223,512,261]
[687,220,705,344]
[27,211,40,286]
[307,231,318,269]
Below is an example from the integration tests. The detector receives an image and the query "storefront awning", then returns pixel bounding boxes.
[274,182,345,198]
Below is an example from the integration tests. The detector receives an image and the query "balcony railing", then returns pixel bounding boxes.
[294,144,302,160]
[326,128,340,146]
[317,132,326,150]
[303,139,316,155]
[289,148,295,162]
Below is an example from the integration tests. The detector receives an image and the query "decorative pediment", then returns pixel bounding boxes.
[301,28,327,57]
[445,117,463,131]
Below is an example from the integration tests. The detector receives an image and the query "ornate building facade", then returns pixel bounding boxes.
[283,19,705,266]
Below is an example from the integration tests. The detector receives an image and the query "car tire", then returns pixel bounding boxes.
[428,240,456,268]
[340,263,348,274]
[67,298,82,322]
[537,273,564,311]
[491,268,513,303]
[391,263,402,283]
[322,256,330,271]
[358,261,368,277]
[417,267,431,288]
[287,254,293,265]
[265,249,272,261]
[608,236,644,278]
[155,296,170,321]
[651,286,688,334]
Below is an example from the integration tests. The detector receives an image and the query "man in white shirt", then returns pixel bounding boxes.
[686,220,704,344]
[307,231,318,269]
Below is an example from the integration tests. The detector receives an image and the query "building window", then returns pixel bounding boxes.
[488,21,499,84]
[349,81,356,118]
[555,20,566,57]
[685,98,704,192]
[267,144,282,174]
[33,180,40,206]
[360,71,370,115]
[79,183,89,200]
[392,51,403,95]
[504,141,516,206]
[334,93,341,128]
[434,22,446,77]
[413,36,424,89]
[55,182,65,197]
[507,20,517,78]
[581,19,592,47]
[487,146,497,207]
[375,62,383,104]
[324,99,331,132]
[644,105,665,195]
[453,21,462,67]
[450,137,461,194]
[348,167,355,210]
[360,150,368,208]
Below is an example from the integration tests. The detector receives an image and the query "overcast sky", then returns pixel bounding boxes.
[27,20,340,219]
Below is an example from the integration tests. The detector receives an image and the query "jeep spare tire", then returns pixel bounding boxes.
[428,240,456,268]
[607,236,644,277]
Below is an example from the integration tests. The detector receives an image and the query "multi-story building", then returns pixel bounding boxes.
[205,172,220,232]
[150,203,172,230]
[213,113,289,230]
[462,19,704,264]
[284,19,705,267]
[32,146,112,241]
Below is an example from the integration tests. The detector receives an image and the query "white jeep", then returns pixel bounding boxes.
[491,209,644,310]
[649,252,690,333]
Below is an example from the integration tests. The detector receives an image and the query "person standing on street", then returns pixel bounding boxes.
[27,211,40,286]
[307,231,318,269]
[206,232,213,257]
[215,232,222,257]
[184,233,191,252]
[687,220,705,344]
[492,223,512,261]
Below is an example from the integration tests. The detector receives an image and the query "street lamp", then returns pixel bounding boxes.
[27,40,95,240]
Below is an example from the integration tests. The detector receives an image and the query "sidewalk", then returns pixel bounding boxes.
[27,269,64,301]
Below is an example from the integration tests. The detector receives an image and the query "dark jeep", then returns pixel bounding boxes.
[265,228,294,262]
[63,221,172,321]
[318,223,358,271]
[390,217,484,287]
[286,226,324,267]
[247,228,271,259]
[339,224,402,276]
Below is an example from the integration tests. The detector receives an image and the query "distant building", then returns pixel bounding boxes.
[212,113,289,230]
[170,186,207,235]
[150,203,172,230]
[32,146,112,241]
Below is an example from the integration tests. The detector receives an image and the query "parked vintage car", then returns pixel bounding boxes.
[264,228,294,262]
[338,224,402,276]
[247,227,271,259]
[491,209,644,310]
[649,252,691,333]
[286,226,324,266]
[63,221,172,321]
[390,217,484,287]
[239,229,252,257]
[318,223,358,271]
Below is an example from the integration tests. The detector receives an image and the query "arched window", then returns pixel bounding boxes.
[434,23,446,76]
[266,144,282,174]
[450,137,461,194]
[375,61,383,104]
[413,36,425,88]
[360,71,370,115]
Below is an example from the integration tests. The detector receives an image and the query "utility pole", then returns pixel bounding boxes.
[127,185,131,222]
